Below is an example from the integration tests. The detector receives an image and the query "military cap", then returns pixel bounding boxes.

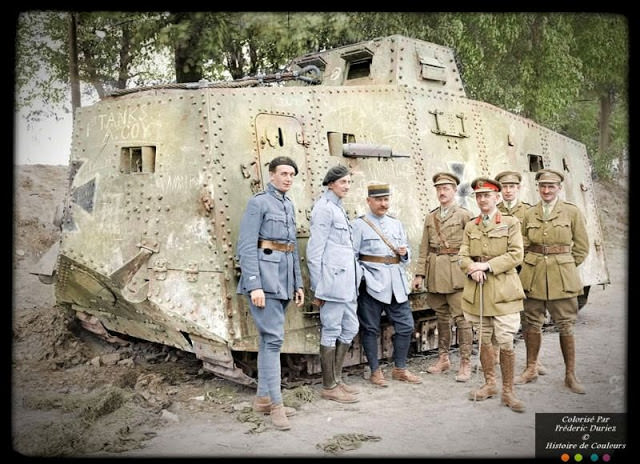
[535,169,564,183]
[269,156,298,175]
[471,177,502,193]
[322,165,351,186]
[494,170,521,184]
[367,183,391,197]
[432,172,460,186]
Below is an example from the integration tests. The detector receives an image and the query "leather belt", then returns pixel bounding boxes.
[429,246,460,255]
[471,256,492,262]
[526,244,571,255]
[359,254,400,264]
[258,239,295,253]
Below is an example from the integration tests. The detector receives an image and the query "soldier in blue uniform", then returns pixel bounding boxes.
[307,165,360,404]
[236,156,305,430]
[352,183,422,387]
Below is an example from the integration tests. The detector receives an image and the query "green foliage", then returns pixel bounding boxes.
[14,11,628,178]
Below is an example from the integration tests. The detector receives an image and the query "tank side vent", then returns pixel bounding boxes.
[294,55,327,71]
[528,154,545,172]
[418,54,447,84]
[120,146,156,174]
[341,47,374,81]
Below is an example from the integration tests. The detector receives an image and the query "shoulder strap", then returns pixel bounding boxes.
[361,216,399,255]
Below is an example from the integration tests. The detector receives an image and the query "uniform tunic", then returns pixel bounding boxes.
[519,201,589,301]
[498,200,531,236]
[236,182,302,299]
[351,212,411,304]
[307,190,359,302]
[414,204,471,293]
[459,213,525,316]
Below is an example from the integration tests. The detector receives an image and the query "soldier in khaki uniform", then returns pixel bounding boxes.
[494,171,547,376]
[516,169,589,394]
[459,177,526,412]
[412,172,473,382]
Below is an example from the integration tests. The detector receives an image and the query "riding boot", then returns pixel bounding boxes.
[560,335,585,394]
[468,343,498,401]
[427,322,451,374]
[455,325,473,382]
[320,345,358,403]
[335,340,360,394]
[514,330,540,384]
[500,349,525,412]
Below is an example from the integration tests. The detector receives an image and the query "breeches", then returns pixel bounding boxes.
[426,291,469,328]
[523,297,577,335]
[463,311,520,350]
[319,298,359,347]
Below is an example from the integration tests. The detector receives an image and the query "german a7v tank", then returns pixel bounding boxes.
[43,35,609,385]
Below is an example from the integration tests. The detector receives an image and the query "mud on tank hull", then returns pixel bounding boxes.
[49,35,609,386]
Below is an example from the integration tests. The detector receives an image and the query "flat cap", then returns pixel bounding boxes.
[535,169,564,183]
[494,170,521,184]
[268,156,298,175]
[367,183,391,197]
[432,172,460,186]
[322,165,350,186]
[471,177,502,193]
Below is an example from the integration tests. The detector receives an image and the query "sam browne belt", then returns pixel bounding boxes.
[258,239,295,253]
[429,246,460,255]
[359,254,401,264]
[526,244,571,255]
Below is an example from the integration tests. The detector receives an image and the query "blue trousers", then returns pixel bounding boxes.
[358,291,414,370]
[319,298,359,347]
[248,297,287,404]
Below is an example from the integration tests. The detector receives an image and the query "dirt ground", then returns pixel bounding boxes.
[11,164,629,459]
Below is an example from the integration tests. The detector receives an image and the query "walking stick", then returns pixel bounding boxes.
[471,279,484,402]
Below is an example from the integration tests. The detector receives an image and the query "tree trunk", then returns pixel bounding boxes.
[68,12,81,117]
[598,91,613,161]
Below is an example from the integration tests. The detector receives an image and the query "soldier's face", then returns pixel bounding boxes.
[501,183,520,202]
[270,165,296,193]
[328,176,351,198]
[475,191,499,214]
[537,182,561,202]
[435,184,456,206]
[366,195,390,216]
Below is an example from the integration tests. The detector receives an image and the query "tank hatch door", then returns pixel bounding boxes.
[418,54,447,83]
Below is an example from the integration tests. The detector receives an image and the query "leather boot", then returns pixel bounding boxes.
[392,367,423,384]
[536,360,548,375]
[500,349,525,412]
[427,322,451,374]
[370,367,388,387]
[493,343,501,365]
[468,343,498,401]
[335,341,360,394]
[269,403,291,430]
[455,325,473,382]
[253,396,296,416]
[320,345,359,403]
[514,330,540,384]
[560,335,585,394]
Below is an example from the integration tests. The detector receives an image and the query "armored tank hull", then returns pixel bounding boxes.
[48,35,609,385]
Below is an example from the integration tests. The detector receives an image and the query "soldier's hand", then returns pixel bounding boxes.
[250,289,266,308]
[412,276,424,290]
[312,297,325,309]
[469,270,487,283]
[294,288,305,308]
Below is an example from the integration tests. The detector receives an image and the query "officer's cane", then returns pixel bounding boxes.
[471,278,484,402]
